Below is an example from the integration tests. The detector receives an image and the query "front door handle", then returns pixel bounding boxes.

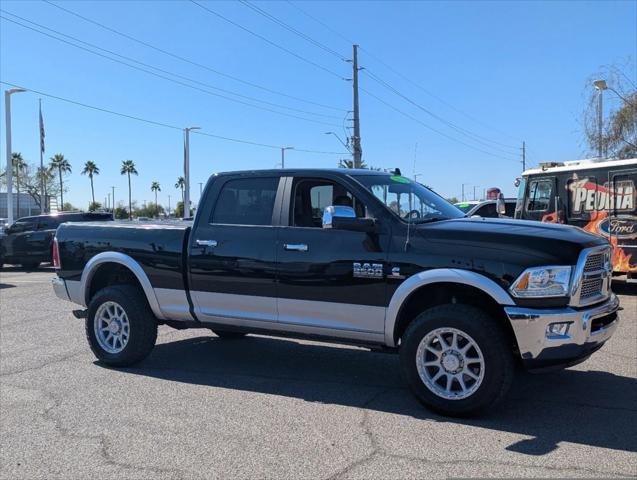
[195,239,218,247]
[284,243,308,252]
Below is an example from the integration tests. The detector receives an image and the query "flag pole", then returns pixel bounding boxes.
[39,99,45,213]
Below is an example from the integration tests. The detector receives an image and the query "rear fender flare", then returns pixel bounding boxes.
[79,252,165,320]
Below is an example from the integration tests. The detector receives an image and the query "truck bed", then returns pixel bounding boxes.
[55,221,191,291]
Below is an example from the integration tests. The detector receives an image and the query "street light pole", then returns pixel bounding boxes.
[280,146,293,168]
[593,80,608,158]
[111,186,115,213]
[4,87,26,225]
[168,194,171,217]
[184,127,200,219]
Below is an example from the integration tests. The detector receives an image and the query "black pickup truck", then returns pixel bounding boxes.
[52,169,620,416]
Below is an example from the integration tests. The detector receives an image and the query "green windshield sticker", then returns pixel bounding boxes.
[457,203,470,208]
[390,175,410,184]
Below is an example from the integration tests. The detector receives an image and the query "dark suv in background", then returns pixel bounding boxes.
[0,212,113,269]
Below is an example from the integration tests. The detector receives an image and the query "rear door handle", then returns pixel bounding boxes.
[284,243,308,252]
[195,239,218,247]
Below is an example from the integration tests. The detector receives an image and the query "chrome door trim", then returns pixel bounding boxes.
[283,243,308,252]
[195,239,218,247]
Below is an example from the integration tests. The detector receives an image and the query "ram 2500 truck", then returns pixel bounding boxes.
[52,169,620,416]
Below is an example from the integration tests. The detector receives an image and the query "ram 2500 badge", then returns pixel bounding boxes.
[52,169,619,416]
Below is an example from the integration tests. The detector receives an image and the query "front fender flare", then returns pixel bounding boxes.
[79,251,166,320]
[384,268,515,347]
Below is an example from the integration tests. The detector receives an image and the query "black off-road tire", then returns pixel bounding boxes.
[399,303,514,417]
[211,329,247,339]
[86,285,158,367]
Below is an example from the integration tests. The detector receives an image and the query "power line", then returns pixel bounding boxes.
[361,86,518,162]
[1,11,342,127]
[359,49,521,146]
[190,0,347,81]
[363,69,519,155]
[42,0,344,112]
[285,0,353,45]
[286,0,521,144]
[238,0,347,61]
[0,81,348,155]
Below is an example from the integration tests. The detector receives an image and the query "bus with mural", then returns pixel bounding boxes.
[514,158,637,281]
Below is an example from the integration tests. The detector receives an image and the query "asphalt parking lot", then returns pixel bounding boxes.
[1,267,636,479]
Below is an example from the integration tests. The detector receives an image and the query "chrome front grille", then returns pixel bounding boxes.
[584,253,604,273]
[580,277,603,299]
[571,246,612,307]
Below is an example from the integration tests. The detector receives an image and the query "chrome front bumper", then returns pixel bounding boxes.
[504,294,620,362]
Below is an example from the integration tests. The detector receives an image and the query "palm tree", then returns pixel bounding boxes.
[12,152,27,217]
[49,154,72,210]
[151,181,161,210]
[81,160,100,206]
[175,176,185,205]
[120,160,138,220]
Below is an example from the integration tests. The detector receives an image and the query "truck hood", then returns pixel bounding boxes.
[416,217,607,266]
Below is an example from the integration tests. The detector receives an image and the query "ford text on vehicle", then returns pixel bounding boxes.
[52,169,619,416]
[515,157,637,280]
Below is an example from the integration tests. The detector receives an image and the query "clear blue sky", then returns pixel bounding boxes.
[1,0,636,209]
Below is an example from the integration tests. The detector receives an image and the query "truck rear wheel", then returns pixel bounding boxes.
[86,285,157,367]
[399,304,514,417]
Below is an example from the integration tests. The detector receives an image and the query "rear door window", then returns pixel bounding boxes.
[526,179,552,212]
[211,177,279,226]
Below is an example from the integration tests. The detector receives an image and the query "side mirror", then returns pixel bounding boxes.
[322,206,375,232]
[496,194,506,216]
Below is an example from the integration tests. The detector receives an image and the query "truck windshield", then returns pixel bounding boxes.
[354,174,464,222]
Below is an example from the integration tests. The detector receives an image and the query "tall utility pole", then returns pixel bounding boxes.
[351,44,363,169]
[107,192,111,210]
[183,126,200,219]
[168,194,171,216]
[198,182,203,197]
[5,87,26,225]
[521,141,526,172]
[111,186,115,212]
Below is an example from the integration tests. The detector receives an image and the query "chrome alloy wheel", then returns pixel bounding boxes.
[415,327,485,400]
[94,301,130,354]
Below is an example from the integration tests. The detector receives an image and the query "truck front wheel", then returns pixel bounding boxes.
[399,304,514,417]
[86,285,157,367]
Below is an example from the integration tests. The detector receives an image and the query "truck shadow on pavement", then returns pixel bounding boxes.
[104,334,637,456]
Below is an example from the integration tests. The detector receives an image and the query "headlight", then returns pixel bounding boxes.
[510,266,572,298]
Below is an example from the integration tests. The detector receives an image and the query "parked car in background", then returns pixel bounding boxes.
[515,157,636,280]
[455,199,517,218]
[0,211,113,269]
